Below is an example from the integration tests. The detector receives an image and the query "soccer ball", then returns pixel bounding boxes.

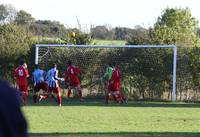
[71,32,76,38]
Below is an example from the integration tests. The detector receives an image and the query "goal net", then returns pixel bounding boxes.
[35,44,177,101]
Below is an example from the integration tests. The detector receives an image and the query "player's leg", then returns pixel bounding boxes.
[121,91,128,104]
[33,84,39,103]
[65,82,71,98]
[105,82,112,104]
[66,81,75,100]
[76,85,84,102]
[112,82,124,103]
[112,91,123,103]
[53,87,62,106]
[57,87,62,106]
[67,87,72,98]
[38,82,49,102]
[33,92,38,103]
[19,85,28,106]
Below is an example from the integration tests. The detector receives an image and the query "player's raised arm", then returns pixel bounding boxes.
[23,63,29,78]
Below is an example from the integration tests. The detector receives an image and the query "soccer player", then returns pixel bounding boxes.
[65,60,84,102]
[102,62,113,104]
[46,63,64,107]
[109,62,124,104]
[121,79,129,104]
[14,60,29,106]
[32,64,48,103]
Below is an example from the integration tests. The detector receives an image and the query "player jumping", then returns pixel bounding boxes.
[65,60,84,102]
[108,62,125,104]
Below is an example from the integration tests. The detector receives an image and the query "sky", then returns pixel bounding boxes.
[1,0,200,29]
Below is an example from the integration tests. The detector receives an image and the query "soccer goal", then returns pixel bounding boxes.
[35,44,177,101]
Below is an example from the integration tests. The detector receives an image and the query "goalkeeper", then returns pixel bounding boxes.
[101,63,113,83]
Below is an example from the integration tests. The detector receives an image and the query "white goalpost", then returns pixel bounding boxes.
[35,44,177,101]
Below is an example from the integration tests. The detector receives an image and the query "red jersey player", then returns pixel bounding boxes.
[14,60,29,106]
[107,62,124,104]
[65,60,84,101]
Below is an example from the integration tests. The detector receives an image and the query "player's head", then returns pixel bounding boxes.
[52,63,57,68]
[34,64,38,69]
[19,59,25,66]
[67,60,72,66]
[112,62,116,67]
[108,62,112,67]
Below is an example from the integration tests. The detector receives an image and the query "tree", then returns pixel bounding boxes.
[126,26,149,45]
[90,25,114,40]
[188,47,200,88]
[0,24,32,81]
[0,4,17,24]
[147,8,200,100]
[114,27,145,40]
[197,28,200,37]
[0,4,8,23]
[29,20,68,38]
[14,10,35,25]
[151,8,199,47]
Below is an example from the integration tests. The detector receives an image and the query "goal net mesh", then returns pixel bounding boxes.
[37,46,174,100]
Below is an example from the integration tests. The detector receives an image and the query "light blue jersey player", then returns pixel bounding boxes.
[33,66,45,85]
[32,64,48,103]
[46,63,64,106]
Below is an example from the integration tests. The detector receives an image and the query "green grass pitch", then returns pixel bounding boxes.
[24,98,200,137]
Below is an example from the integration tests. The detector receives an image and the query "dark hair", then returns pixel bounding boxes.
[19,60,25,66]
[112,62,116,67]
[108,62,112,67]
[34,64,38,69]
[52,63,57,68]
[67,60,72,65]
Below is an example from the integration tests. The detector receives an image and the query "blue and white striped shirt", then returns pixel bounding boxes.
[46,68,62,88]
[32,69,45,84]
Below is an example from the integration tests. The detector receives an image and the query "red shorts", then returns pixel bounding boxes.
[18,85,28,92]
[108,81,120,91]
[34,82,48,92]
[68,81,80,87]
[48,87,60,94]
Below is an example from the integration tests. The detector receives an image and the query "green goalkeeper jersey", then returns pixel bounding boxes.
[102,66,113,82]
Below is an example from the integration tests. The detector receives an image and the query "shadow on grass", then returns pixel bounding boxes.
[29,132,200,137]
[26,98,200,108]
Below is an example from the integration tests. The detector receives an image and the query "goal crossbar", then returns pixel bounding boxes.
[35,44,176,48]
[35,44,177,101]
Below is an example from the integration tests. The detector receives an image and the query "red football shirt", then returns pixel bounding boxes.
[65,65,81,86]
[14,66,29,86]
[111,67,121,83]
